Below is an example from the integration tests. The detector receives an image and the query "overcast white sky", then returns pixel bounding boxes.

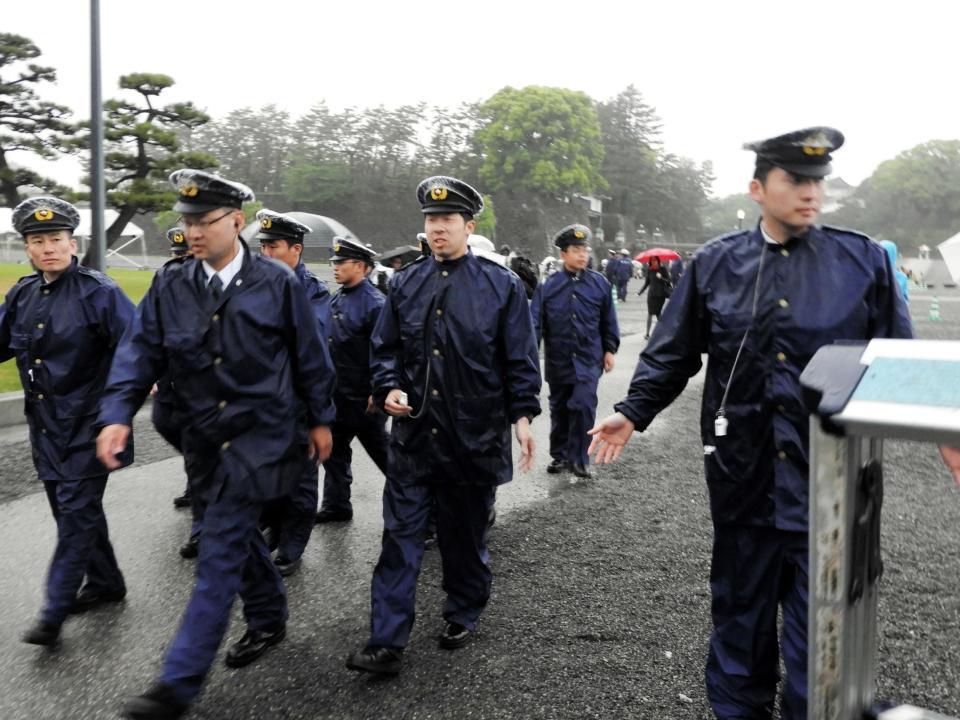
[6,0,960,198]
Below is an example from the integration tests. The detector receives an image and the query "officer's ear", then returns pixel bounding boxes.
[748,178,765,204]
[232,209,245,234]
[464,217,477,235]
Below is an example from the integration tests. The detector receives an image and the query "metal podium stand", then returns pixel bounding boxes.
[801,339,960,720]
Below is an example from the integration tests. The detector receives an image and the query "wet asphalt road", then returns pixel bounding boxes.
[0,291,958,719]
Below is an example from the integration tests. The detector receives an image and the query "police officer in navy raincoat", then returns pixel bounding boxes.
[158,226,194,513]
[346,176,541,676]
[0,197,135,647]
[316,235,390,523]
[588,128,914,720]
[255,208,333,576]
[96,169,335,720]
[531,224,619,479]
[613,249,634,302]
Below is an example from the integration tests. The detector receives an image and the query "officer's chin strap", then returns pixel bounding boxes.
[715,237,768,438]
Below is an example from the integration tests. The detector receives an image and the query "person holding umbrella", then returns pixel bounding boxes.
[636,249,678,338]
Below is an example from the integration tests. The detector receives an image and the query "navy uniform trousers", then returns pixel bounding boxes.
[706,526,807,720]
[273,458,318,562]
[159,475,287,706]
[320,401,390,514]
[548,378,600,467]
[41,476,125,626]
[369,470,496,649]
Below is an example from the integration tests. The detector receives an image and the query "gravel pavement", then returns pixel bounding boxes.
[0,285,957,719]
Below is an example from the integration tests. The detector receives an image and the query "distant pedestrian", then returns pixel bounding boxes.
[636,256,672,338]
[531,224,619,479]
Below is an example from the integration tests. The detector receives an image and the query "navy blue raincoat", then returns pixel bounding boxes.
[614,225,913,530]
[0,258,135,481]
[371,251,541,485]
[99,242,336,501]
[530,268,619,385]
[329,277,385,406]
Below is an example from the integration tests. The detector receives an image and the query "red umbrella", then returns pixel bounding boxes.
[634,248,681,264]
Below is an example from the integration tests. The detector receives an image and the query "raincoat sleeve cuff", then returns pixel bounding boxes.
[613,400,648,432]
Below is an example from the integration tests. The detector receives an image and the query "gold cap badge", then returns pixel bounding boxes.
[430,187,448,201]
[574,230,585,239]
[801,132,830,156]
[179,184,199,197]
[260,218,272,229]
[34,208,54,222]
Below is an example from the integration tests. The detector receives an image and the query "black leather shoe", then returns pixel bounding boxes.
[224,625,286,668]
[438,621,472,649]
[21,620,60,646]
[546,459,568,474]
[172,488,192,509]
[274,556,301,577]
[261,525,280,551]
[315,507,353,523]
[122,683,188,719]
[570,463,593,479]
[70,586,126,614]
[178,538,199,559]
[346,645,403,675]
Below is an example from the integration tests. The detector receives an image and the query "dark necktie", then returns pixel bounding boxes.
[209,274,223,301]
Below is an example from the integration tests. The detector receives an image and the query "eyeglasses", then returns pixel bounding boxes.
[178,209,235,230]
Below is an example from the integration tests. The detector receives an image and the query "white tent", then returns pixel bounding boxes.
[0,207,145,267]
[938,230,960,283]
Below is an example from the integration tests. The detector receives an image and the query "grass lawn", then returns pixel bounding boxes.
[0,262,155,393]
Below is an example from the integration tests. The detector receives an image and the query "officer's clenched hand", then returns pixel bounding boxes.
[603,352,615,373]
[308,425,333,465]
[587,412,636,464]
[384,388,412,417]
[939,444,960,487]
[514,417,534,472]
[97,424,131,470]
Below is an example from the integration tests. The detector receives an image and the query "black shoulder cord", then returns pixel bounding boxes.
[409,282,450,420]
[715,238,768,436]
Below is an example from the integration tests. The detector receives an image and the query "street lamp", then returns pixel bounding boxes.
[736,209,746,230]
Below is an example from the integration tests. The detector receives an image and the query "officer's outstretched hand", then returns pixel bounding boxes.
[514,417,534,472]
[603,352,615,373]
[384,388,412,417]
[97,424,131,470]
[309,426,333,465]
[939,444,960,487]
[587,412,636,464]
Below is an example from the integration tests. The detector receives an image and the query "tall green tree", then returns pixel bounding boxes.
[474,86,606,251]
[829,140,960,253]
[475,86,605,197]
[192,105,292,195]
[93,73,216,251]
[596,85,662,246]
[0,33,76,206]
